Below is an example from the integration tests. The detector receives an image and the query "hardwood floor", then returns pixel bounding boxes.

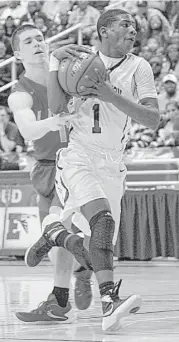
[0,259,179,342]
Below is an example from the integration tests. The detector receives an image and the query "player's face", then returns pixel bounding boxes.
[15,28,48,65]
[105,14,137,56]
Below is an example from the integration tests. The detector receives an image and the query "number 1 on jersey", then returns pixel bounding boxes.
[92,104,101,133]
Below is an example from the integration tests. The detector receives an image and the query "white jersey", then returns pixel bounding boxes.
[69,52,157,158]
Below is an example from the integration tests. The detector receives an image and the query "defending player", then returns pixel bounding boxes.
[8,24,93,323]
[25,9,160,332]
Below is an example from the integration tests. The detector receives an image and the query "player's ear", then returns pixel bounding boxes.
[99,26,108,39]
[14,50,21,60]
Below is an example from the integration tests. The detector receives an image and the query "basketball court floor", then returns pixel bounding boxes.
[0,259,179,342]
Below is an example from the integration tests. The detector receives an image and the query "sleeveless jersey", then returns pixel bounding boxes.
[69,53,145,158]
[12,76,68,161]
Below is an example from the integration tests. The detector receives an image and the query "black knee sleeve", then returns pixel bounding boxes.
[90,210,115,251]
[89,210,115,273]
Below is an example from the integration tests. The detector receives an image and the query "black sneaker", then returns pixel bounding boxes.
[25,221,65,267]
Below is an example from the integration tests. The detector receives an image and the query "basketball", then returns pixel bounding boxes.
[57,52,106,97]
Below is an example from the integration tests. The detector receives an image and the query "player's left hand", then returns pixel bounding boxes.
[80,69,115,102]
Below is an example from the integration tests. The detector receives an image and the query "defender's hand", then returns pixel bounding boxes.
[53,44,92,62]
[49,112,79,131]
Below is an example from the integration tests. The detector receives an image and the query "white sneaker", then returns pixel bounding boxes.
[102,280,142,333]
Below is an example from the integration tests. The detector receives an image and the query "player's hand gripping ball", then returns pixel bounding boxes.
[58,52,106,97]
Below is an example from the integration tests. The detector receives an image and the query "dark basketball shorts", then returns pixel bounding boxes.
[30,159,62,221]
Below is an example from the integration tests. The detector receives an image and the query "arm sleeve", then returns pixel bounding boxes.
[134,58,158,100]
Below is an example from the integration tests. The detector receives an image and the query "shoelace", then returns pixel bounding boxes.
[32,300,50,313]
[107,279,122,302]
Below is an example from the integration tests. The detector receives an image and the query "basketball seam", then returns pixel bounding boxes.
[76,54,97,95]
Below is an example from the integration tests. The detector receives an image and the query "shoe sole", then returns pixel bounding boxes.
[102,294,142,333]
[25,235,50,267]
[15,312,77,324]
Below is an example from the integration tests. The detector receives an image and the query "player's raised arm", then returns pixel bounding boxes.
[8,92,74,141]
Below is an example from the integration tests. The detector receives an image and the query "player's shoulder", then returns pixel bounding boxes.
[8,90,33,112]
[127,53,146,65]
[128,53,153,74]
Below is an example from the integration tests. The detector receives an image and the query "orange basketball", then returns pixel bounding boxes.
[58,52,106,97]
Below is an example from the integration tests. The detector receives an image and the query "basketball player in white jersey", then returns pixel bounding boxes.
[25,9,160,332]
[8,24,93,323]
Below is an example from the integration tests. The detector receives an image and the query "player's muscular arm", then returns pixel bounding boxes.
[110,59,160,130]
[111,93,159,130]
[8,92,72,141]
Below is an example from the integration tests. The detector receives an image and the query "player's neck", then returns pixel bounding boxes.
[24,64,48,87]
[99,44,126,59]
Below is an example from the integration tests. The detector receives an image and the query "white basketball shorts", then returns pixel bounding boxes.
[55,142,126,245]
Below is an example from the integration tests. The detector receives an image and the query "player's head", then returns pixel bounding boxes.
[11,24,48,65]
[97,9,137,57]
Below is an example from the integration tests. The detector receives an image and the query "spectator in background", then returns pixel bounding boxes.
[52,10,76,47]
[41,0,71,21]
[169,31,179,47]
[68,0,100,45]
[0,106,25,153]
[158,74,179,114]
[146,14,169,48]
[171,1,179,32]
[136,1,171,34]
[139,45,153,61]
[4,15,17,39]
[89,1,110,13]
[19,1,49,27]
[0,1,27,26]
[0,23,12,57]
[157,101,179,147]
[149,55,163,94]
[162,44,179,80]
[147,37,159,53]
[156,46,165,58]
[33,13,49,39]
[19,1,39,25]
[165,100,179,120]
[0,41,11,105]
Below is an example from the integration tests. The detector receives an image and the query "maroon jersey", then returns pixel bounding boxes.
[12,76,68,161]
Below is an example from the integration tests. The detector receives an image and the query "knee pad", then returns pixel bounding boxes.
[89,210,115,251]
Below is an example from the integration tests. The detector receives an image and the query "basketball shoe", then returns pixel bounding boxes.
[102,280,142,333]
[15,293,77,323]
[25,220,92,270]
[74,266,93,310]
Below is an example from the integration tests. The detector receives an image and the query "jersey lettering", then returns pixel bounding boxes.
[92,104,101,133]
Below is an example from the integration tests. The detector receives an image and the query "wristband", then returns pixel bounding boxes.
[49,54,59,72]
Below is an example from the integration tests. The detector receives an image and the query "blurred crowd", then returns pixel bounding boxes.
[1,0,179,165]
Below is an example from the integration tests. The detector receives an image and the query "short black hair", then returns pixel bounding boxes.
[97,8,129,41]
[11,24,38,51]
